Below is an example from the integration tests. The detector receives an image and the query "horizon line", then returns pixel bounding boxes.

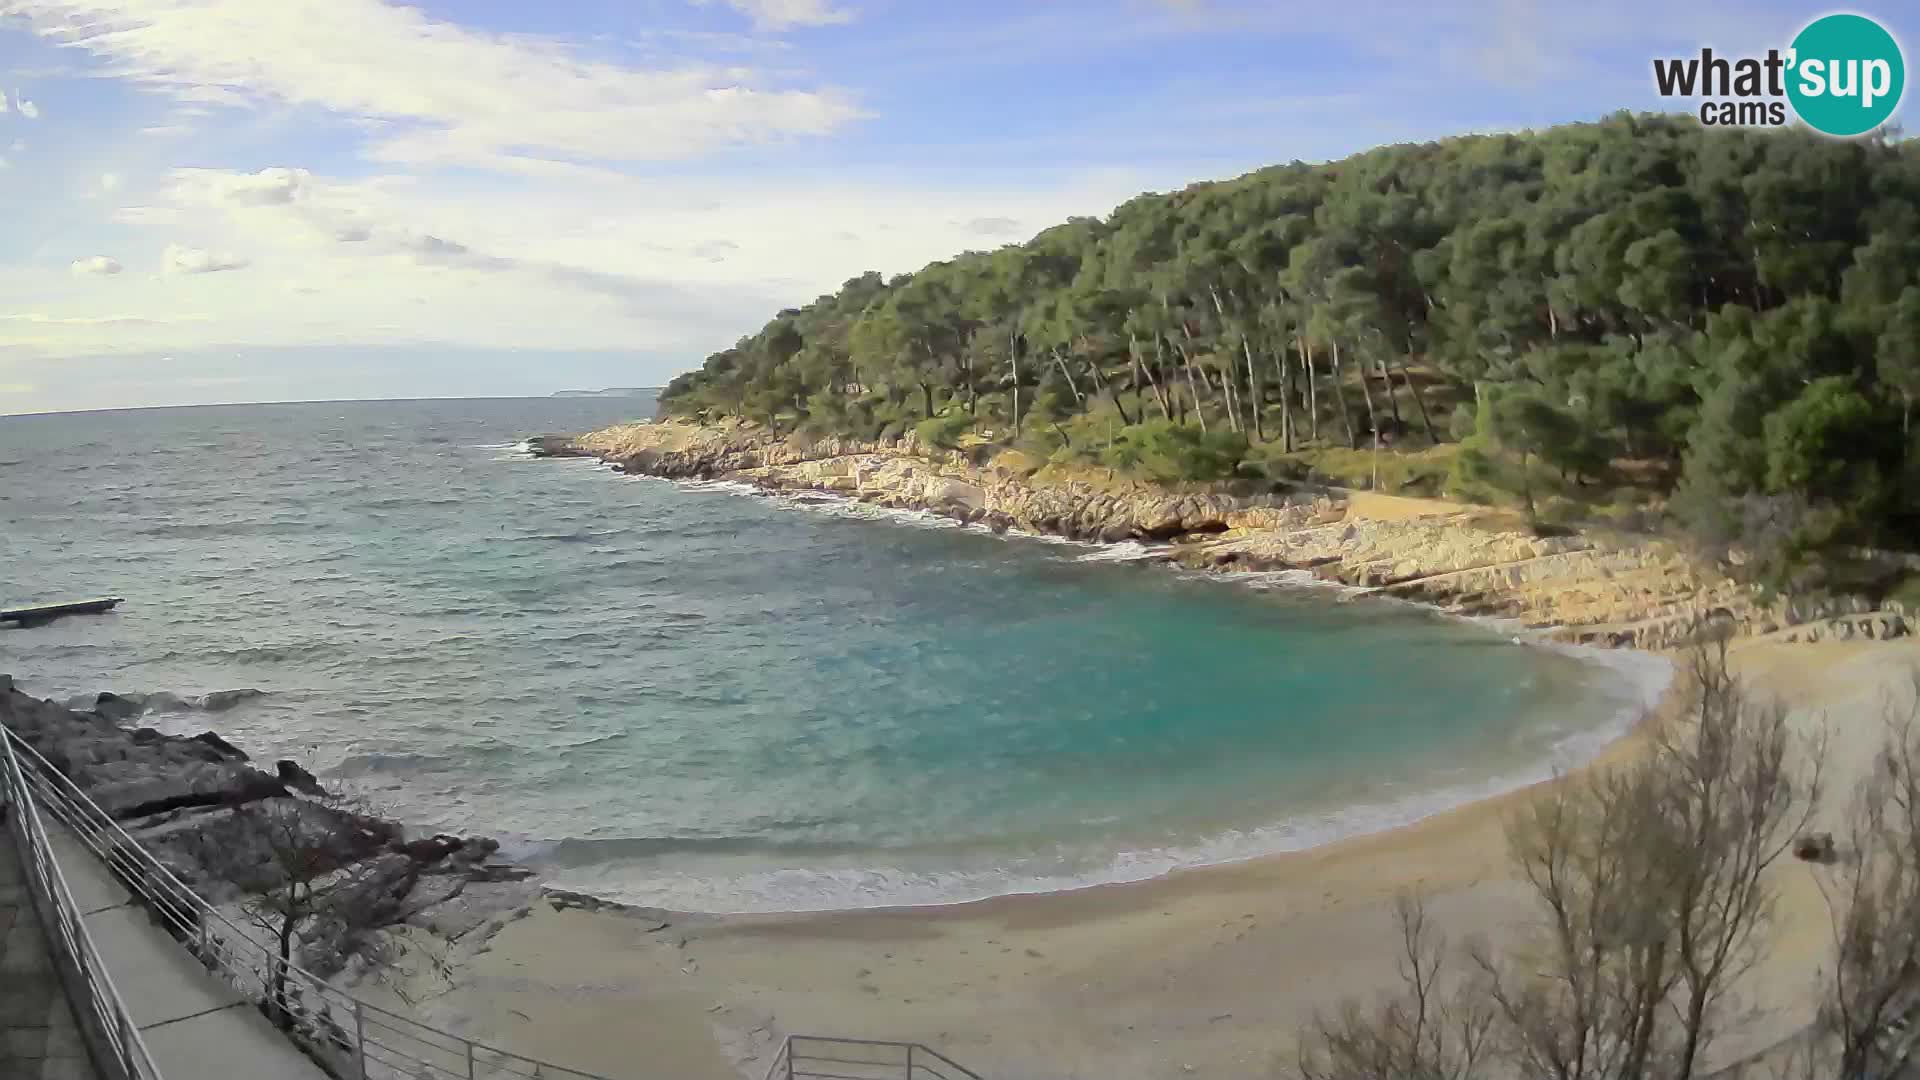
[0,390,664,421]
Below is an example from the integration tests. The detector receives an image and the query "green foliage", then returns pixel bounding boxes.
[1258,444,1457,495]
[654,115,1920,572]
[1447,436,1500,501]
[1888,573,1920,612]
[1101,421,1249,483]
[1763,377,1878,493]
[913,410,975,451]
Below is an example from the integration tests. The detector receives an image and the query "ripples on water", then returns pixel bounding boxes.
[0,398,1668,912]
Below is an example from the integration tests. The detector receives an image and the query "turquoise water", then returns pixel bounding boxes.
[0,398,1665,912]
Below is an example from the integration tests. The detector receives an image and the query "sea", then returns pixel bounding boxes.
[0,396,1669,913]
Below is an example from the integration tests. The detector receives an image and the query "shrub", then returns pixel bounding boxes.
[1100,421,1248,483]
[914,411,974,451]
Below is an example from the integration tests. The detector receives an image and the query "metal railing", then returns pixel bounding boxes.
[1,724,613,1080]
[1,725,163,1080]
[763,1036,982,1080]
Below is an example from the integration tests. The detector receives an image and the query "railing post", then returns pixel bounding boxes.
[907,1042,915,1079]
[467,1037,477,1079]
[786,1036,796,1080]
[119,1004,136,1071]
[355,1000,367,1080]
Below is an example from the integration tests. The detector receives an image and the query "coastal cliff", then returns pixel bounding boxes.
[565,418,1912,651]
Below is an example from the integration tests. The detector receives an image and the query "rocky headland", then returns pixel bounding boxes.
[549,417,1912,652]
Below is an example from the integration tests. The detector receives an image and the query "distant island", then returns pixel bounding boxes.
[551,387,658,398]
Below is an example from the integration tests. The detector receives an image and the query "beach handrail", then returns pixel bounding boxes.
[766,1034,982,1080]
[1,723,613,1080]
[1,724,164,1080]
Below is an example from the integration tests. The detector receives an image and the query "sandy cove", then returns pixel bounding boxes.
[332,420,1920,1079]
[367,640,1917,1080]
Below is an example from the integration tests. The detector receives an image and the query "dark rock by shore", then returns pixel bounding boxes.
[1,675,544,976]
[523,434,592,459]
[64,687,270,718]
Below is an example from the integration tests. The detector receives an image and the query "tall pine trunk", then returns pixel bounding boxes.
[1132,333,1171,421]
[1051,348,1084,405]
[1353,342,1381,444]
[1303,337,1321,444]
[1373,350,1400,428]
[1329,337,1358,449]
[1174,336,1208,434]
[1009,329,1021,437]
[1177,320,1214,430]
[1275,342,1295,452]
[1243,336,1264,442]
[1182,362,1207,434]
[1084,343,1133,426]
[1398,347,1436,443]
[965,345,977,416]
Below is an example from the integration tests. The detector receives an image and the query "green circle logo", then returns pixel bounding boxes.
[1787,13,1905,137]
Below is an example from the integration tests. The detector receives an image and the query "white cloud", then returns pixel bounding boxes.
[962,216,1022,237]
[13,90,39,119]
[176,166,312,206]
[8,140,23,152]
[0,158,1147,365]
[112,205,182,225]
[70,256,123,276]
[162,244,248,275]
[1,312,209,326]
[702,0,855,30]
[97,171,123,194]
[7,0,861,172]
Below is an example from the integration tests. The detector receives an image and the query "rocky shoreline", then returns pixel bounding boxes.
[548,417,1913,651]
[0,675,568,982]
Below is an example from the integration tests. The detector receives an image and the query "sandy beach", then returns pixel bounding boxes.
[354,637,1918,1080]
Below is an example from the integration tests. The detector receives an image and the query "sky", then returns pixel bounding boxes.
[0,0,1912,415]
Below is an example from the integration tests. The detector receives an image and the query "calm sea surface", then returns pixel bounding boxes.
[0,397,1665,911]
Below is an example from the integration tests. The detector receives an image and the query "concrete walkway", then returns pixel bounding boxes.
[45,826,329,1080]
[0,824,99,1080]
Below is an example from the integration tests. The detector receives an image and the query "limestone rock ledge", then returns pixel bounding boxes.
[567,418,1911,650]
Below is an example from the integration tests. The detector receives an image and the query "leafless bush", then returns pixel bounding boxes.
[191,789,394,1029]
[1813,679,1920,1078]
[1296,893,1494,1080]
[1295,640,1826,1080]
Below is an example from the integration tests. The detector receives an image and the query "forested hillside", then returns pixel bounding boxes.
[660,113,1920,581]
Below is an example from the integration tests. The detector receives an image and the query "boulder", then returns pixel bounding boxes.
[393,834,466,865]
[90,692,146,722]
[522,435,586,459]
[276,759,328,797]
[191,731,249,761]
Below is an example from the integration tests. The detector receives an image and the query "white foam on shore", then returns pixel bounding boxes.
[545,644,1675,915]
[545,454,1679,915]
[1072,540,1162,563]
